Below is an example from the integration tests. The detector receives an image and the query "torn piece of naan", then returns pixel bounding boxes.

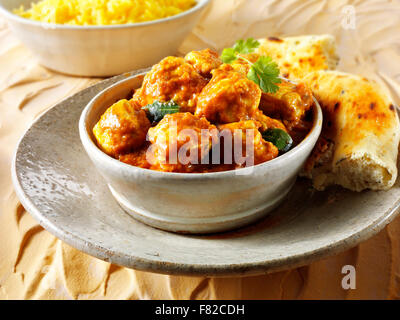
[302,70,400,191]
[256,34,339,80]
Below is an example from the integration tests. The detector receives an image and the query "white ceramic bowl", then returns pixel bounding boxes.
[0,0,210,77]
[79,73,323,234]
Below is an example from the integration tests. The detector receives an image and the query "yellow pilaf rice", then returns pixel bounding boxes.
[13,0,197,26]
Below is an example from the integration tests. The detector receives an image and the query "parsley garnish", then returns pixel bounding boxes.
[142,100,180,123]
[221,38,260,62]
[220,48,239,64]
[247,56,281,94]
[232,38,261,54]
[220,38,281,94]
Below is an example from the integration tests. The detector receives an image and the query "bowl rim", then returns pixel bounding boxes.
[79,72,323,180]
[0,0,210,30]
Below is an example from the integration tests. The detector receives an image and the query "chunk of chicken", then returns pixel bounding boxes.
[230,53,260,75]
[133,56,207,113]
[93,99,151,158]
[147,112,218,172]
[184,48,222,78]
[195,64,261,123]
[260,79,314,132]
[254,110,287,133]
[218,120,278,167]
[230,53,313,133]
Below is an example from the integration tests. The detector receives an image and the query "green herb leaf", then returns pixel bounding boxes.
[262,128,293,153]
[220,39,281,94]
[220,38,260,63]
[142,100,180,123]
[220,47,239,64]
[232,38,260,54]
[247,56,281,93]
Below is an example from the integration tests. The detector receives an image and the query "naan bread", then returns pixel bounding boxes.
[302,70,400,191]
[256,35,339,80]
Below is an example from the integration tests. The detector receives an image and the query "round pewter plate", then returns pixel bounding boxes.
[12,70,400,277]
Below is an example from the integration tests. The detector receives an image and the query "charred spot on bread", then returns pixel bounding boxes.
[335,158,346,165]
[268,36,283,42]
[389,104,395,111]
[334,102,340,111]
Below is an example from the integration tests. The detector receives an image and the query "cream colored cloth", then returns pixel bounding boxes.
[1,0,400,299]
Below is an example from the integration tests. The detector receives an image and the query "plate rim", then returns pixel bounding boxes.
[10,72,400,277]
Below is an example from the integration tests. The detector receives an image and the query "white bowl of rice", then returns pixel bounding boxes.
[0,0,210,76]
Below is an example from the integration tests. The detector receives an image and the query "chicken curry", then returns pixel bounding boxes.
[93,39,314,173]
